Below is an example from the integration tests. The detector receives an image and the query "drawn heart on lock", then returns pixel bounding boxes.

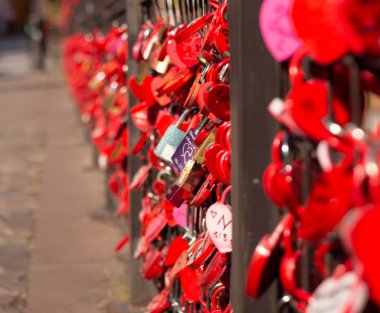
[259,0,301,62]
[206,186,232,253]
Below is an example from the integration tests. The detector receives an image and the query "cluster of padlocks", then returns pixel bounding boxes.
[62,24,130,250]
[245,0,380,312]
[128,1,232,312]
[60,0,380,312]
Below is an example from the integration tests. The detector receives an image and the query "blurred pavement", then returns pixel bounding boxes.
[0,36,128,313]
[0,36,29,77]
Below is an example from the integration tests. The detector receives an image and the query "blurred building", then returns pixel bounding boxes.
[0,0,32,35]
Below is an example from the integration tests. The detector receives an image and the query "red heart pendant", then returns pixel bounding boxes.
[180,266,203,303]
[164,236,190,266]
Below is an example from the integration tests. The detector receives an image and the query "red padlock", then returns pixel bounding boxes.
[143,247,165,280]
[246,214,295,298]
[187,233,216,270]
[199,251,228,289]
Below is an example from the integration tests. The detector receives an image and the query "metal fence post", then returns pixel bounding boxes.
[229,0,280,312]
[126,0,155,308]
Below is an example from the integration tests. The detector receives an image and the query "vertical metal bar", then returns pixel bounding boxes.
[126,0,153,307]
[191,0,196,19]
[179,0,188,24]
[349,57,362,126]
[167,0,176,25]
[153,0,162,21]
[173,0,181,24]
[229,0,279,312]
[300,142,313,293]
[158,0,169,23]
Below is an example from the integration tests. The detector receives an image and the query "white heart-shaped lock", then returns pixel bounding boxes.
[205,186,232,253]
[307,270,368,313]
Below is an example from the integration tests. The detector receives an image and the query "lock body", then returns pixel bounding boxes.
[154,125,187,163]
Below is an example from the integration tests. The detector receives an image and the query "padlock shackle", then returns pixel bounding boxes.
[216,185,231,204]
[174,108,197,127]
[195,116,211,135]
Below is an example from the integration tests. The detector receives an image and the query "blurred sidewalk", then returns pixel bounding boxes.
[0,36,127,313]
[0,36,29,77]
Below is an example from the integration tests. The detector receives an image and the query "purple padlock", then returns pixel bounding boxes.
[171,128,197,172]
[171,118,210,172]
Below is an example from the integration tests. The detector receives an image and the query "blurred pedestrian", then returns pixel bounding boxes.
[28,14,49,70]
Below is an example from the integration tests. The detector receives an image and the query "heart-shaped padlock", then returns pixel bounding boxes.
[187,233,216,270]
[206,185,232,253]
[260,0,301,62]
[246,214,295,298]
[199,251,228,289]
[164,236,190,267]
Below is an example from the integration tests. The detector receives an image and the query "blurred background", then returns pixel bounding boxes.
[0,1,129,313]
[0,0,61,69]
